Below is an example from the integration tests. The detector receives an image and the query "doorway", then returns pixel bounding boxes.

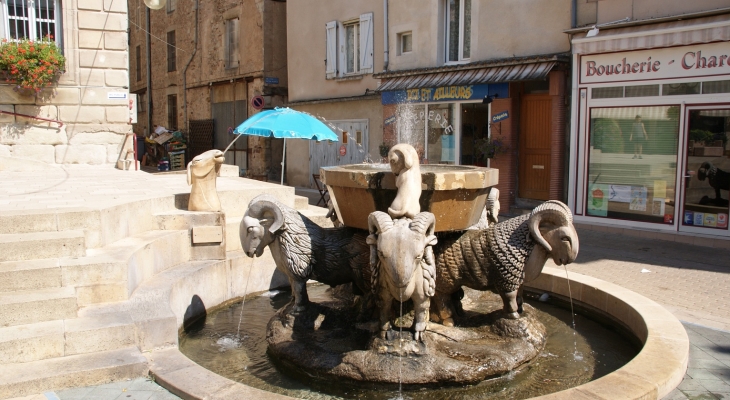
[309,120,369,186]
[460,103,491,166]
[680,107,730,233]
[519,94,552,200]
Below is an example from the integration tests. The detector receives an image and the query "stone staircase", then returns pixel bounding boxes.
[0,186,324,399]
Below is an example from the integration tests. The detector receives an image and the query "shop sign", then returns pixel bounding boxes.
[580,41,730,84]
[265,77,279,85]
[492,111,509,122]
[381,83,508,105]
[384,115,396,125]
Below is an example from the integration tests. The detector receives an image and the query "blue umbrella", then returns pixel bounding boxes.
[228,107,339,184]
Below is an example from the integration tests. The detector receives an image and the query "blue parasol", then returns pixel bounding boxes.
[228,107,339,184]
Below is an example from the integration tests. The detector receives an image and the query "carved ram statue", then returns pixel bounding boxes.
[367,211,437,341]
[240,194,370,314]
[431,200,579,326]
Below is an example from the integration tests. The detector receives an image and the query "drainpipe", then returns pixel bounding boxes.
[183,0,199,134]
[383,0,389,71]
[146,7,152,135]
[571,0,577,28]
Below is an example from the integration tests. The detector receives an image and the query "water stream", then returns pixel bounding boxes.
[562,265,582,361]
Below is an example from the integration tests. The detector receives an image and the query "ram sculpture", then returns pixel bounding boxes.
[430,200,579,326]
[367,211,437,341]
[240,194,370,314]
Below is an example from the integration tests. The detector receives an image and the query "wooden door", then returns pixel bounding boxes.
[519,94,552,200]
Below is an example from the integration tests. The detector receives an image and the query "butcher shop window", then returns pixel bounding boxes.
[681,108,730,230]
[586,105,679,224]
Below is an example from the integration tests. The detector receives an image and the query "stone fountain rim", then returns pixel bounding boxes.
[147,264,688,400]
[320,164,499,191]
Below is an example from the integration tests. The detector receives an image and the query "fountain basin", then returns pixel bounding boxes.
[320,164,499,231]
[146,252,688,399]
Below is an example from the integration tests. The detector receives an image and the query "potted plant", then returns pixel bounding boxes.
[0,36,65,94]
[475,135,509,162]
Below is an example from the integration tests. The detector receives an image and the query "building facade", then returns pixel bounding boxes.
[0,0,133,166]
[128,0,287,179]
[287,0,573,213]
[567,3,730,237]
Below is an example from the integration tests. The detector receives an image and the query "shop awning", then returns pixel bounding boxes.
[374,54,568,92]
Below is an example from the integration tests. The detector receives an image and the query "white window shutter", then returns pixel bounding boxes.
[325,21,337,79]
[359,12,374,73]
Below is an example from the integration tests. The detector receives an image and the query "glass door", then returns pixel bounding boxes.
[680,107,730,233]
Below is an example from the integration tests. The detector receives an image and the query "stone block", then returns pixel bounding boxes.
[104,0,127,13]
[76,283,128,306]
[0,125,67,145]
[78,11,127,31]
[78,31,104,49]
[55,144,108,164]
[36,87,80,105]
[104,32,127,50]
[65,123,132,137]
[64,315,136,355]
[67,130,124,145]
[78,68,106,87]
[14,105,58,127]
[105,70,129,87]
[108,143,125,163]
[0,105,14,123]
[0,144,10,157]
[0,321,64,363]
[192,226,223,244]
[106,106,130,123]
[78,50,128,70]
[0,287,77,326]
[80,88,130,106]
[77,0,102,10]
[59,105,106,124]
[0,259,61,292]
[0,86,35,105]
[10,145,56,163]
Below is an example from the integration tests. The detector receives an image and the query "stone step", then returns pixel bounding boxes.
[0,259,61,292]
[0,346,148,399]
[0,231,85,262]
[0,287,77,327]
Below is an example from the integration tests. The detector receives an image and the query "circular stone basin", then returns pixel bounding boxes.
[320,164,498,231]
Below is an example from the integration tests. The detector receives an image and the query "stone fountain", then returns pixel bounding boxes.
[239,143,581,387]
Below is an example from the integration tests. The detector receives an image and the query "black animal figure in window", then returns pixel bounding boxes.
[698,161,730,208]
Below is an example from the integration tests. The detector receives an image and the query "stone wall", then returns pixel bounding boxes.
[0,0,132,166]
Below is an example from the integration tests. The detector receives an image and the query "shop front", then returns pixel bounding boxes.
[374,55,571,212]
[569,18,730,236]
[379,83,508,166]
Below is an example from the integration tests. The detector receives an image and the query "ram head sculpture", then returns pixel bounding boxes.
[240,194,370,314]
[367,211,437,341]
[431,200,579,326]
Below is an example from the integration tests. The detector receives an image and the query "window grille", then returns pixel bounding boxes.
[2,0,61,42]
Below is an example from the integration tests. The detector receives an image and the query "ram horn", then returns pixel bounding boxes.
[368,211,394,235]
[528,201,572,252]
[244,195,285,234]
[410,212,436,236]
[486,188,500,225]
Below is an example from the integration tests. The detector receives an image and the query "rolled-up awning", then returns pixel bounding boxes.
[374,54,568,92]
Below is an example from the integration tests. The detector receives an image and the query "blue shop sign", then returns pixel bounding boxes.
[381,83,508,105]
[492,111,509,122]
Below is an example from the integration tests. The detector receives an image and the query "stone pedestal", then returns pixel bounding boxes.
[155,211,226,260]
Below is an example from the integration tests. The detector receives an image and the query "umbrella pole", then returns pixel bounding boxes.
[280,138,286,185]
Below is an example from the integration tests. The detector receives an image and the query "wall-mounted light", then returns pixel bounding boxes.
[144,0,166,10]
[482,94,499,104]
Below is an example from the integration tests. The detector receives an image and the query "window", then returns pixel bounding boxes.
[137,92,146,113]
[587,106,679,224]
[445,0,471,63]
[167,94,177,130]
[663,82,700,96]
[325,13,373,79]
[1,0,61,42]
[399,32,412,55]
[135,45,141,82]
[166,0,175,12]
[167,30,176,72]
[225,18,239,69]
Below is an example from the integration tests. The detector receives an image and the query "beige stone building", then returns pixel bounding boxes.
[567,2,730,238]
[128,0,287,179]
[286,0,573,213]
[0,0,133,166]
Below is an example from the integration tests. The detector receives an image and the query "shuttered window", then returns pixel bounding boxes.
[325,12,373,79]
[225,18,239,69]
[167,30,176,72]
